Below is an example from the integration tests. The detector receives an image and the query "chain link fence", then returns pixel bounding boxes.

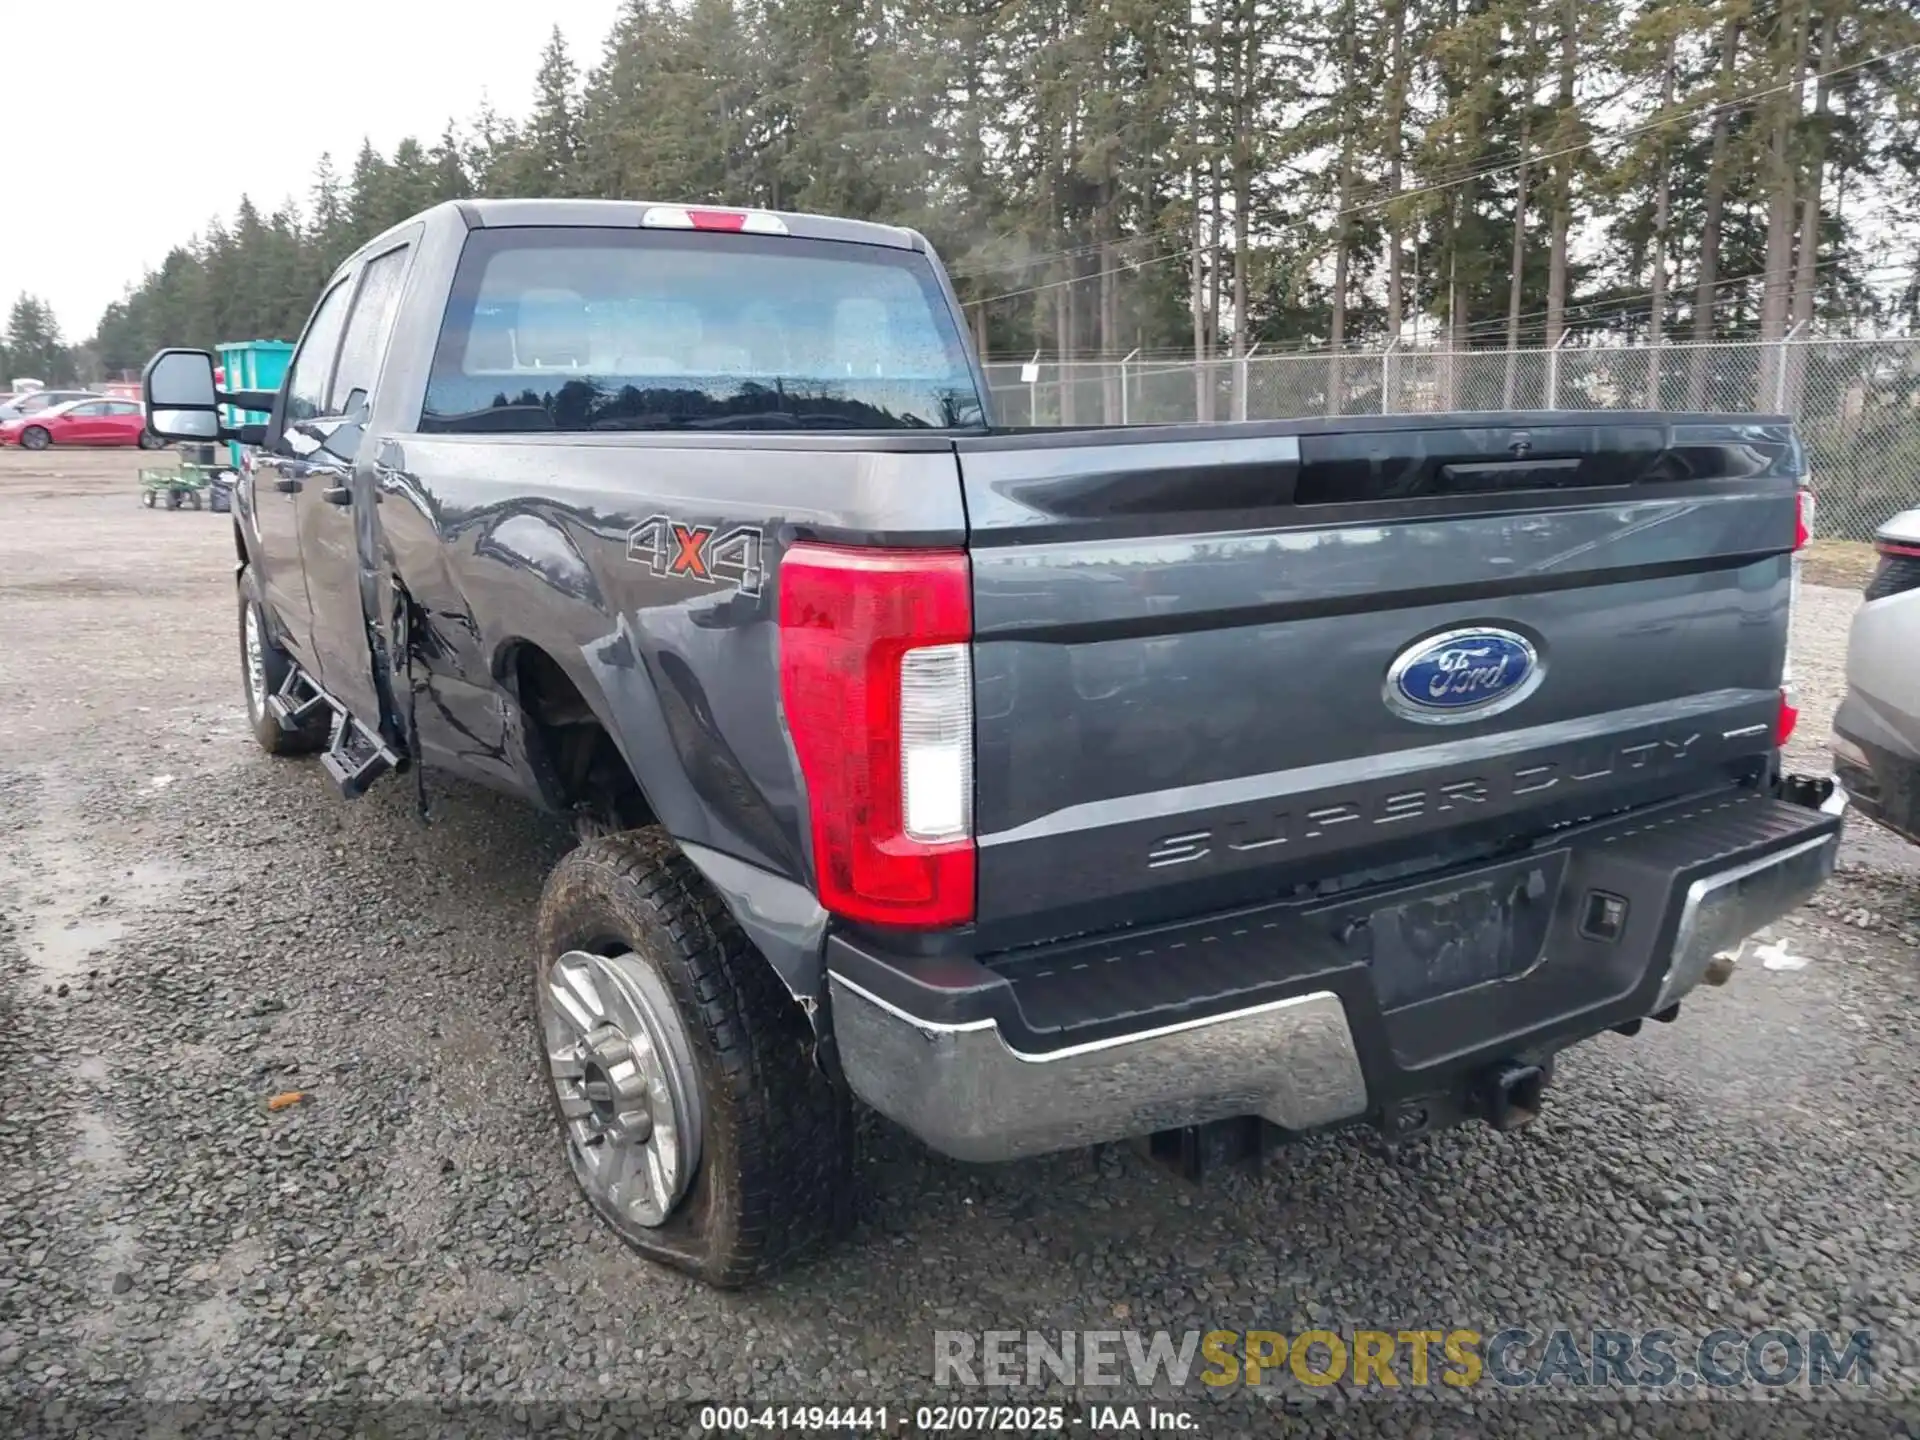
[984,337,1920,541]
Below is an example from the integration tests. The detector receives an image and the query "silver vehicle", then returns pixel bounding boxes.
[1832,508,1920,845]
[0,387,94,423]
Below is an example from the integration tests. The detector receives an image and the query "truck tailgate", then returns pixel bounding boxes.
[957,416,1801,945]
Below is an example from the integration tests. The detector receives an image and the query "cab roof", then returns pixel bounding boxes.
[453,198,923,252]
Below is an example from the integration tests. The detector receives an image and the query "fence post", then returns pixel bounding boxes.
[1774,321,1805,413]
[1234,343,1259,423]
[1021,350,1041,427]
[1547,331,1570,410]
[1380,337,1396,415]
[1119,348,1139,426]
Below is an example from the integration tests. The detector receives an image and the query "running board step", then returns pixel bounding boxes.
[266,669,330,732]
[320,710,403,800]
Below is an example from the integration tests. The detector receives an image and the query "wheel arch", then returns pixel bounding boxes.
[500,637,658,832]
[499,635,833,1025]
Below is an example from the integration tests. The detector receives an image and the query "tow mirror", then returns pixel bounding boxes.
[143,349,221,440]
[143,348,281,444]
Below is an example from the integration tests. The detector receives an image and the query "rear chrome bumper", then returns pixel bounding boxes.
[830,781,1848,1164]
[829,979,1369,1163]
[1653,781,1846,1011]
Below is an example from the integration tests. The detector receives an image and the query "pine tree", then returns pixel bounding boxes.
[6,296,74,384]
[309,153,347,260]
[428,125,473,203]
[505,26,584,196]
[346,139,393,247]
[68,0,1920,372]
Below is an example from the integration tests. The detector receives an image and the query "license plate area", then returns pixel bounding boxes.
[1312,853,1568,1012]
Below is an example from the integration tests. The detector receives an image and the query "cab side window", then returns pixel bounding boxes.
[330,246,411,417]
[283,279,354,426]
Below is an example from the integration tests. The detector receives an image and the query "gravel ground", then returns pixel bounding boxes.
[2,448,1917,1438]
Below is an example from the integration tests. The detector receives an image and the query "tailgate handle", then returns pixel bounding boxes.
[1438,458,1583,490]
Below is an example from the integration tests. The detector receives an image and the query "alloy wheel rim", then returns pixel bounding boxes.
[542,949,704,1228]
[243,606,266,719]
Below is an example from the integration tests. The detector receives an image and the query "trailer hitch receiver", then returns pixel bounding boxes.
[1480,1061,1546,1132]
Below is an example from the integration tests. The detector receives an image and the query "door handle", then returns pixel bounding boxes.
[322,485,352,507]
[273,477,301,493]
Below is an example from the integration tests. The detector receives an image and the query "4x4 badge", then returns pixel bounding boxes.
[627,515,765,597]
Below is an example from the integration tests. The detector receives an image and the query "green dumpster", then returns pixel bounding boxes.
[215,339,294,470]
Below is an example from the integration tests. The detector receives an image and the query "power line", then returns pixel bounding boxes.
[962,39,1920,309]
[983,36,1912,293]
[1454,254,1901,339]
[980,261,1919,361]
[1334,38,1915,219]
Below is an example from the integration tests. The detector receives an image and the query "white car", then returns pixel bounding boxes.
[1832,507,1920,844]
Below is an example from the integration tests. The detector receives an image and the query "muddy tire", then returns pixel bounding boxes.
[533,829,852,1288]
[238,566,326,755]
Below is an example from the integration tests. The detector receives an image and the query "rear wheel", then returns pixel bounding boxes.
[20,426,49,451]
[142,490,156,508]
[238,567,326,755]
[137,430,165,450]
[534,829,853,1287]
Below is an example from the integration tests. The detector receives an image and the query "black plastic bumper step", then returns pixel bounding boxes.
[981,786,1839,1054]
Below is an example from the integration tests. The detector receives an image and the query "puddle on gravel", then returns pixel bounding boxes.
[26,854,193,987]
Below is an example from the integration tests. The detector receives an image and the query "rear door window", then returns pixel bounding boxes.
[283,279,353,425]
[330,246,410,415]
[421,226,983,432]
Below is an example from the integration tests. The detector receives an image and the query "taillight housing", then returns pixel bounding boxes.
[1865,534,1920,603]
[1776,690,1801,748]
[640,205,790,235]
[1779,485,1813,749]
[777,543,975,928]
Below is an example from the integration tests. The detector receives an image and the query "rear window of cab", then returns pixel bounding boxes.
[420,226,984,433]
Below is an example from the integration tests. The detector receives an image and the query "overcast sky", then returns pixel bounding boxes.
[2,1,625,343]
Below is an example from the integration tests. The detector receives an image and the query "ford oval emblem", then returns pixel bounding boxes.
[1385,626,1543,724]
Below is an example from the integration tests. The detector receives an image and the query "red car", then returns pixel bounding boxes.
[0,397,163,450]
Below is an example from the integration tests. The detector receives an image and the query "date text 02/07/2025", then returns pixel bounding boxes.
[696,1403,1202,1432]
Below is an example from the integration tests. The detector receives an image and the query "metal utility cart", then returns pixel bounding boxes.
[138,443,232,511]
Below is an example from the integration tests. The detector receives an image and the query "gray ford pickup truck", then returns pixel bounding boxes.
[143,198,1846,1287]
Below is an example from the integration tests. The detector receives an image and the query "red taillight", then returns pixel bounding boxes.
[1777,485,1812,749]
[1865,536,1920,601]
[778,544,975,929]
